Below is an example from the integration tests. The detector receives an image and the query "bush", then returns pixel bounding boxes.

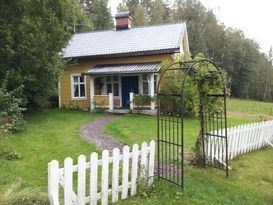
[133,95,155,110]
[0,83,25,135]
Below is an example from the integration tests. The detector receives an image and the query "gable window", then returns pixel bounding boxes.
[71,74,86,99]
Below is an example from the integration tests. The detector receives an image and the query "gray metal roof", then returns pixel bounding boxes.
[84,62,161,75]
[62,22,186,58]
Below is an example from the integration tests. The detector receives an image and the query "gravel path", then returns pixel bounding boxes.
[80,115,124,153]
[80,114,181,175]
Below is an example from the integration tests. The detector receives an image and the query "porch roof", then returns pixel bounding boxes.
[84,62,161,75]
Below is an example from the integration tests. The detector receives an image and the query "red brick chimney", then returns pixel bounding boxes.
[115,11,132,30]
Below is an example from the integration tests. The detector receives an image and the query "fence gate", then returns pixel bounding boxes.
[156,63,185,188]
[157,59,228,188]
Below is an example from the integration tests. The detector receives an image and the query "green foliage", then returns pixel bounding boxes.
[0,78,25,135]
[119,0,273,102]
[89,0,113,31]
[133,94,155,110]
[135,165,156,198]
[160,53,227,116]
[0,143,20,161]
[0,0,86,108]
[0,179,49,205]
[118,0,170,25]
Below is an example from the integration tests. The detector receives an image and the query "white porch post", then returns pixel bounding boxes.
[109,93,114,110]
[150,74,155,110]
[90,77,95,111]
[129,92,134,110]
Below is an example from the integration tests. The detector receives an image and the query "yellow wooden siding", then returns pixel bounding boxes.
[60,54,173,109]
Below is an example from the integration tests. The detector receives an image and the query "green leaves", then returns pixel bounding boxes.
[0,0,81,108]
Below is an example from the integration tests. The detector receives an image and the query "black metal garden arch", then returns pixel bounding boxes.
[156,59,228,189]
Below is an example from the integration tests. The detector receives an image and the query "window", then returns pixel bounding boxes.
[94,77,104,95]
[142,74,157,95]
[71,75,86,98]
[143,75,149,95]
[106,76,119,97]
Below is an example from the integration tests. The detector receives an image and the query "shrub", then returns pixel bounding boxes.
[0,82,25,135]
[133,95,155,110]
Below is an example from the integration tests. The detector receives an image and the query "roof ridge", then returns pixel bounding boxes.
[73,21,186,35]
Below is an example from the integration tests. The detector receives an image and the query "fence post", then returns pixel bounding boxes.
[101,150,109,205]
[140,142,148,178]
[48,160,59,205]
[77,155,86,205]
[64,157,73,205]
[90,152,98,205]
[122,146,130,199]
[148,140,155,185]
[131,144,139,196]
[112,148,120,203]
[129,92,134,110]
[109,93,114,111]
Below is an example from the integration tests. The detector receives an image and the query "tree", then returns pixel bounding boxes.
[88,0,113,31]
[0,0,85,108]
[134,5,148,26]
[150,0,169,24]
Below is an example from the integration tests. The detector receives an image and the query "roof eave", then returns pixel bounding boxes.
[62,48,180,60]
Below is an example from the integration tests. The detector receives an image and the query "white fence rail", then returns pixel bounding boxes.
[205,120,273,163]
[48,140,156,205]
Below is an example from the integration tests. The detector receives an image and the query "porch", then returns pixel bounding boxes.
[84,63,160,113]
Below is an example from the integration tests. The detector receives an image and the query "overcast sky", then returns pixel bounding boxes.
[108,0,273,54]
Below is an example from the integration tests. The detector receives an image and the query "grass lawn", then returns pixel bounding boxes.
[105,114,273,205]
[0,109,105,198]
[227,98,273,116]
[105,115,254,149]
[0,99,272,204]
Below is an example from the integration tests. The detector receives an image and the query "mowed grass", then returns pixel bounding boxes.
[0,98,272,204]
[118,147,273,205]
[105,115,254,150]
[227,98,273,116]
[0,109,105,194]
[105,114,273,205]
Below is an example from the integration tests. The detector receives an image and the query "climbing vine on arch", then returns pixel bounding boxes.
[160,53,228,165]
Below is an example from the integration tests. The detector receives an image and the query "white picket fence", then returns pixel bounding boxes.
[48,140,155,205]
[205,120,273,164]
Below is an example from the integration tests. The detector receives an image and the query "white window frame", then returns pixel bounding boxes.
[70,74,87,100]
[104,76,120,98]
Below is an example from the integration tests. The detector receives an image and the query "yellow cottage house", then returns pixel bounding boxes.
[59,11,189,112]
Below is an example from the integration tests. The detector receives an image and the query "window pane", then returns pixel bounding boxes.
[95,77,103,95]
[113,76,119,82]
[113,83,119,96]
[106,76,111,82]
[73,76,79,83]
[74,84,79,97]
[143,82,149,95]
[79,76,84,82]
[107,83,112,94]
[80,84,85,97]
[142,75,148,81]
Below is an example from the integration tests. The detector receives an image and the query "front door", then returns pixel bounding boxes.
[121,76,139,108]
